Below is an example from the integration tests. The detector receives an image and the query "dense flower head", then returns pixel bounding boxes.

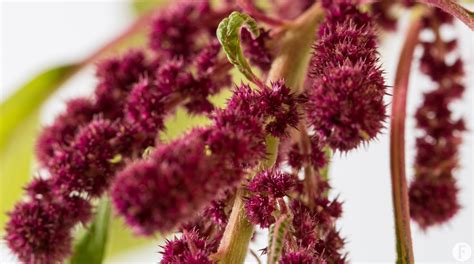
[95,50,151,118]
[409,178,460,229]
[5,199,73,264]
[320,0,372,31]
[24,178,93,224]
[160,230,215,264]
[111,77,304,234]
[247,170,295,198]
[149,1,210,59]
[36,97,97,167]
[150,51,230,115]
[218,81,301,138]
[260,80,303,137]
[24,178,53,199]
[125,77,167,135]
[307,0,386,151]
[245,195,276,228]
[195,40,222,74]
[204,198,230,226]
[307,61,386,151]
[288,199,346,262]
[112,121,265,234]
[51,118,121,197]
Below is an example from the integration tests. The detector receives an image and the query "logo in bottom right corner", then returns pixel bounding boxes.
[452,242,472,262]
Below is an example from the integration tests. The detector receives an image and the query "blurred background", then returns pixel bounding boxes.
[1,1,473,263]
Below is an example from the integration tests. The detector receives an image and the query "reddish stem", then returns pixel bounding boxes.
[297,121,318,206]
[237,0,289,26]
[390,15,423,264]
[417,0,474,30]
[81,9,156,67]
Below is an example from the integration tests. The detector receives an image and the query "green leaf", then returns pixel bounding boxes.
[217,11,260,84]
[0,64,78,148]
[0,64,78,229]
[70,199,111,264]
[267,215,288,264]
[131,0,167,15]
[0,112,39,228]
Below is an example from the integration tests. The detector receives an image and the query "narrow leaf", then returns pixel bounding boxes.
[0,64,78,148]
[267,215,288,264]
[70,199,111,264]
[0,64,78,229]
[217,11,261,85]
[0,112,39,228]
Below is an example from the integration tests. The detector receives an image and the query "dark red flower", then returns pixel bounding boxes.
[307,0,386,151]
[36,97,97,167]
[51,118,121,197]
[5,200,73,264]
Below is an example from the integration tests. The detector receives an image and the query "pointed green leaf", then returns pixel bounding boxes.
[217,11,260,84]
[70,199,111,264]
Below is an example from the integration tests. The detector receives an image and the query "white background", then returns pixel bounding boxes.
[1,1,473,263]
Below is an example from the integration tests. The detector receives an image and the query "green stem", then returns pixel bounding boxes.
[390,11,424,264]
[213,4,324,263]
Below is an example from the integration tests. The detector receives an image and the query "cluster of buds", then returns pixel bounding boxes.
[408,8,466,229]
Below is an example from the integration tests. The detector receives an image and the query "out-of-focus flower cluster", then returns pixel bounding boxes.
[5,1,235,263]
[408,8,466,229]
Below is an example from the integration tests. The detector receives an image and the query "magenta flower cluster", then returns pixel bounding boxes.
[5,1,234,263]
[408,9,466,229]
[307,0,386,151]
[112,80,300,235]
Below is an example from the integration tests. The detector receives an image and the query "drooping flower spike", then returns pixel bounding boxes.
[409,7,466,229]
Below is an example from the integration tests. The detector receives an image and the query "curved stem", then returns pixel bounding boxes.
[390,12,424,264]
[417,0,474,30]
[80,9,155,67]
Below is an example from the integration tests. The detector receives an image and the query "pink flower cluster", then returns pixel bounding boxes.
[111,81,300,235]
[307,0,387,151]
[409,8,466,229]
[5,1,233,263]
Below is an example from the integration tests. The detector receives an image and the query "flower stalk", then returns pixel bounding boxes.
[417,0,474,30]
[390,9,424,264]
